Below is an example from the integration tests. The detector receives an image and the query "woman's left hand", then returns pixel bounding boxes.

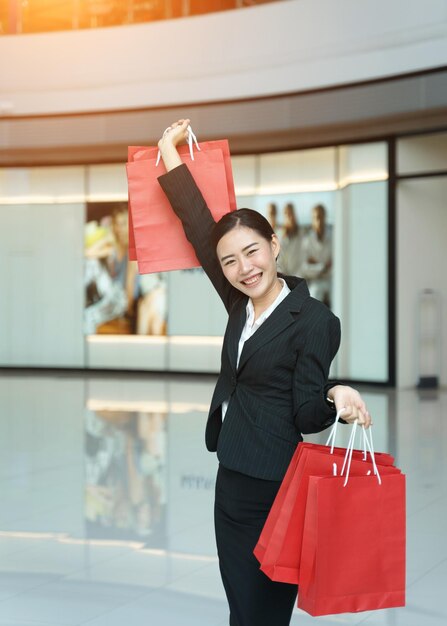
[327,385,372,428]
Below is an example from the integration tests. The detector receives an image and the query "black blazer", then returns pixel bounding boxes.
[159,164,340,481]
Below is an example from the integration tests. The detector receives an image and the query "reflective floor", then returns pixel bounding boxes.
[0,370,446,626]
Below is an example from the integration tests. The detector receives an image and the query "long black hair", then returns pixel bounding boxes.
[211,209,275,252]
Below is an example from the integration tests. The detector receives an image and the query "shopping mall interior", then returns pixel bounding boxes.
[0,1,447,625]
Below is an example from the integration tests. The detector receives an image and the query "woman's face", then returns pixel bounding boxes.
[312,206,325,237]
[216,226,280,300]
[112,210,129,246]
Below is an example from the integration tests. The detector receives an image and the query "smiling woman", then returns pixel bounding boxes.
[154,119,372,626]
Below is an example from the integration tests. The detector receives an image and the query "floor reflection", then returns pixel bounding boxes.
[85,410,167,545]
[0,371,446,625]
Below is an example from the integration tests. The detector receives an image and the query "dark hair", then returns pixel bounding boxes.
[267,202,277,217]
[283,202,299,238]
[111,203,128,220]
[211,208,275,251]
[313,203,326,217]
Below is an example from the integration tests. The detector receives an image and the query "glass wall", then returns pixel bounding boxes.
[233,143,389,382]
[396,131,447,388]
[0,140,389,381]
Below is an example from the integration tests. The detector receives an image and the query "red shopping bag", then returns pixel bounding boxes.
[299,441,394,466]
[298,472,406,615]
[255,443,398,584]
[127,145,146,261]
[126,141,236,272]
[253,441,305,565]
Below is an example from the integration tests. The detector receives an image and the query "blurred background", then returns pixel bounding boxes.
[0,1,446,625]
[1,0,446,386]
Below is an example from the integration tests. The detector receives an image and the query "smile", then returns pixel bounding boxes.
[241,273,262,286]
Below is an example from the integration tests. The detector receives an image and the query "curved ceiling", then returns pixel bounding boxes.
[1,0,446,117]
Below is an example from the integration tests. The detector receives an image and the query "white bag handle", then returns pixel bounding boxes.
[325,409,382,486]
[326,408,370,461]
[156,124,200,167]
[325,408,346,452]
[341,422,382,487]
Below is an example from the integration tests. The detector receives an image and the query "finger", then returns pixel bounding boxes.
[356,413,366,426]
[358,400,368,414]
[176,120,190,136]
[349,408,365,425]
[359,410,372,429]
[342,405,354,419]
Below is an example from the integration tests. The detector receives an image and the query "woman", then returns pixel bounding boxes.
[266,201,278,232]
[157,119,371,626]
[278,202,304,277]
[301,203,333,306]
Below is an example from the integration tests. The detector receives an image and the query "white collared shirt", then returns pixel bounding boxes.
[221,278,291,420]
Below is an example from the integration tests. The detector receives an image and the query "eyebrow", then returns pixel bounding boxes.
[220,242,259,263]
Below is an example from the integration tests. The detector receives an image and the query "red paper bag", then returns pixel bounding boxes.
[298,473,406,615]
[255,443,398,584]
[127,146,146,261]
[126,141,236,272]
[254,440,395,565]
[299,441,395,466]
[253,441,305,565]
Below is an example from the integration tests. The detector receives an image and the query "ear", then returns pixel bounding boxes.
[271,233,280,259]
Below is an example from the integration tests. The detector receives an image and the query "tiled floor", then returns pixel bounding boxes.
[0,370,446,625]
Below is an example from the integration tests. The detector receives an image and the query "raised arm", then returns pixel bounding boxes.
[157,120,239,312]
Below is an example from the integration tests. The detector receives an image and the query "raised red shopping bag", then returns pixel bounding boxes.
[127,145,143,261]
[126,141,236,273]
[298,472,406,615]
[254,442,397,584]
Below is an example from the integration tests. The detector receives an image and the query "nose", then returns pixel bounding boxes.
[238,256,253,275]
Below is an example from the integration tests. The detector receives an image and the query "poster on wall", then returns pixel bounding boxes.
[84,202,168,335]
[85,409,167,545]
[253,193,335,309]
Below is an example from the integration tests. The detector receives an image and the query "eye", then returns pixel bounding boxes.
[223,259,235,267]
[247,248,258,256]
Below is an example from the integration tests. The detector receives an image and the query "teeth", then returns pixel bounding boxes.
[243,274,261,285]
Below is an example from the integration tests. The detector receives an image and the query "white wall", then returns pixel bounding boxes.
[0,203,85,367]
[168,270,227,336]
[1,0,446,115]
[333,182,388,382]
[397,177,447,388]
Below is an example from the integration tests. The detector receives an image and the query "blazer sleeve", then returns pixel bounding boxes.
[293,313,341,434]
[157,164,239,313]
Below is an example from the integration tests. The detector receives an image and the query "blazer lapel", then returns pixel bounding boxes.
[237,277,310,373]
[226,298,248,371]
[237,307,295,372]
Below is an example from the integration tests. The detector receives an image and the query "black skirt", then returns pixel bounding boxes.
[214,464,297,626]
